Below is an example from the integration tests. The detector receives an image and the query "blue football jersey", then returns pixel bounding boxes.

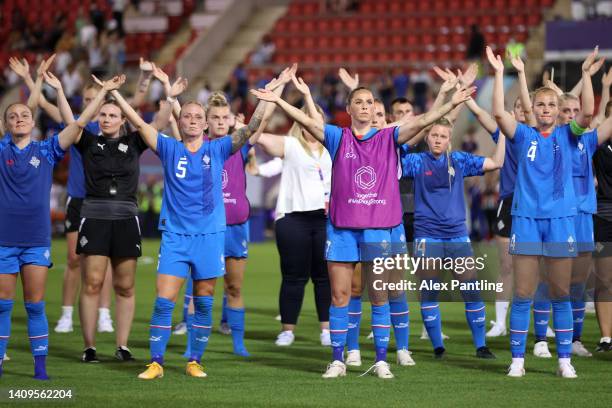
[570,130,598,214]
[0,135,65,246]
[156,134,232,234]
[509,123,578,218]
[403,151,485,238]
[491,128,518,199]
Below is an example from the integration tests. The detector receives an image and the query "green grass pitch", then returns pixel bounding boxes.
[1,239,611,407]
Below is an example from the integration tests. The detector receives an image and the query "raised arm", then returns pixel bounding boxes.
[152,64,182,119]
[487,46,517,139]
[292,73,323,123]
[130,58,154,109]
[58,75,125,149]
[593,67,612,128]
[249,65,296,144]
[338,67,359,91]
[151,77,188,131]
[396,85,472,144]
[230,98,271,154]
[482,132,506,171]
[465,98,498,134]
[575,47,598,129]
[250,88,324,143]
[24,56,55,118]
[112,89,159,151]
[41,70,75,126]
[9,57,64,123]
[568,56,604,97]
[510,55,536,126]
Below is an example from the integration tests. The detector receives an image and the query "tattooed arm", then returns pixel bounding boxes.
[230,100,267,153]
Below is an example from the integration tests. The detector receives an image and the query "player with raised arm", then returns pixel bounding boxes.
[487,45,608,378]
[252,78,473,379]
[0,57,115,379]
[109,76,270,379]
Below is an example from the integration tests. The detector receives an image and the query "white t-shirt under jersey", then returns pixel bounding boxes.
[275,137,331,220]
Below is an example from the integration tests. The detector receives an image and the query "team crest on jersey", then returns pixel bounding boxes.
[578,141,584,152]
[118,143,128,153]
[202,154,211,169]
[448,166,455,177]
[29,156,40,168]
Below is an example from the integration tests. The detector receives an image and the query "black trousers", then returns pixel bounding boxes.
[275,210,331,325]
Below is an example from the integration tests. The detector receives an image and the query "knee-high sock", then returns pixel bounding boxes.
[495,301,509,326]
[149,297,175,364]
[25,302,49,356]
[183,313,194,358]
[389,293,409,351]
[346,296,362,351]
[25,301,49,379]
[190,296,213,363]
[372,303,391,362]
[533,282,551,342]
[183,278,193,323]
[421,278,443,349]
[226,307,248,355]
[329,305,348,362]
[0,299,14,361]
[570,283,586,342]
[552,298,573,358]
[461,284,486,349]
[221,294,228,325]
[510,297,532,358]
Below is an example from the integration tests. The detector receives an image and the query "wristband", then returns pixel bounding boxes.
[569,119,586,136]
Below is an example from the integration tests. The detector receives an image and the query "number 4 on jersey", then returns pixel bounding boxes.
[527,142,537,162]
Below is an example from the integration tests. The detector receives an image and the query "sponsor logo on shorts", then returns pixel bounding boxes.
[241,240,247,248]
[65,219,72,229]
[596,242,604,253]
[510,234,516,251]
[43,250,50,259]
[399,234,406,243]
[80,236,88,247]
[497,220,505,231]
[29,156,40,168]
[325,240,332,257]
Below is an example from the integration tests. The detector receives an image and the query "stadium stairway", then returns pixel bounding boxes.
[178,0,290,99]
